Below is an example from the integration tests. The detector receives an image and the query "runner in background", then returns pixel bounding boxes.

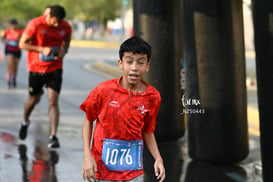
[18,5,72,148]
[1,19,23,88]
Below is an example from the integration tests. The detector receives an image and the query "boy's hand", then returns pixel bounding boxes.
[82,155,97,182]
[154,158,165,182]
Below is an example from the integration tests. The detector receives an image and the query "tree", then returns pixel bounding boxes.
[0,0,126,26]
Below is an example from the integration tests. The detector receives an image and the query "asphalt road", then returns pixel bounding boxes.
[0,45,111,182]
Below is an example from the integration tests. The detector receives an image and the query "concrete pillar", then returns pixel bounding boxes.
[252,0,273,181]
[183,0,248,164]
[133,0,185,142]
[143,142,183,182]
[185,161,247,181]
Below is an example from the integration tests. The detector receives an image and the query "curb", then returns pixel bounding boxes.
[95,62,122,76]
[70,40,120,49]
[248,106,260,136]
[85,61,122,79]
[245,50,255,58]
[70,40,256,58]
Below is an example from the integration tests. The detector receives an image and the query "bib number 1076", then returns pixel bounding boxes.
[101,139,143,171]
[105,148,132,165]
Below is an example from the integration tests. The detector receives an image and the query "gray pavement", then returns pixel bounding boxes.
[0,44,263,182]
[0,45,107,182]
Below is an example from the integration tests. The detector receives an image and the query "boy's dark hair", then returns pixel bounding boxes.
[119,36,152,61]
[50,5,66,21]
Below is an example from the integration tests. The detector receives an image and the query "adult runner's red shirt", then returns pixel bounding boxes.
[23,16,71,73]
[3,28,23,51]
[80,77,161,181]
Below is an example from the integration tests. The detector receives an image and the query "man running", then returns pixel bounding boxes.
[18,5,72,148]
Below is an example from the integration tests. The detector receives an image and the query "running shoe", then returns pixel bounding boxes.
[48,135,60,148]
[19,123,29,140]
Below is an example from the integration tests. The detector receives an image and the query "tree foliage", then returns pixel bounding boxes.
[0,0,126,25]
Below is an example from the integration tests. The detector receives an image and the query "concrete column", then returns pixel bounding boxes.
[133,0,185,142]
[183,0,248,164]
[252,0,273,181]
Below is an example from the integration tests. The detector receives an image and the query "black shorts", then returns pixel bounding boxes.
[5,49,22,59]
[28,69,63,96]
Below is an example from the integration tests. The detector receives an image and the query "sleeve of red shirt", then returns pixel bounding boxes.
[79,86,102,122]
[23,19,36,38]
[63,21,72,41]
[66,26,72,40]
[143,94,161,133]
[19,29,24,37]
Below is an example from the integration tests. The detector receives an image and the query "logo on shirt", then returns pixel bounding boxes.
[108,101,120,108]
[138,105,148,114]
[41,29,47,34]
[59,30,65,37]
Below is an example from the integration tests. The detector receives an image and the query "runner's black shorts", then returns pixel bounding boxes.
[5,49,22,59]
[28,69,62,96]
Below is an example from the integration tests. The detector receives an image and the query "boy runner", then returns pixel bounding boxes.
[18,5,72,148]
[80,36,165,182]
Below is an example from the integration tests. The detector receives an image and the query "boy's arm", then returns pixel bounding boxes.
[143,132,166,182]
[82,117,97,181]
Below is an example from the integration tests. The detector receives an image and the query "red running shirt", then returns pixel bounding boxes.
[23,16,71,73]
[3,28,23,51]
[80,77,161,181]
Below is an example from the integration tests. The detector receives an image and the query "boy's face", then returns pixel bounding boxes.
[118,52,150,89]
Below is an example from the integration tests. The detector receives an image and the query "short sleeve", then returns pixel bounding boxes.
[65,23,72,40]
[61,21,72,41]
[143,95,161,133]
[79,86,102,122]
[23,19,36,38]
[19,29,24,37]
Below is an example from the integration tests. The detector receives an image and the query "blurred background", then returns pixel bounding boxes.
[0,0,133,41]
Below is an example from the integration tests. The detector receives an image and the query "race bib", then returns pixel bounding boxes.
[39,46,58,62]
[101,139,143,171]
[7,40,18,47]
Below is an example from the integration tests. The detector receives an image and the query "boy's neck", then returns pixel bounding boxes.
[119,77,147,93]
